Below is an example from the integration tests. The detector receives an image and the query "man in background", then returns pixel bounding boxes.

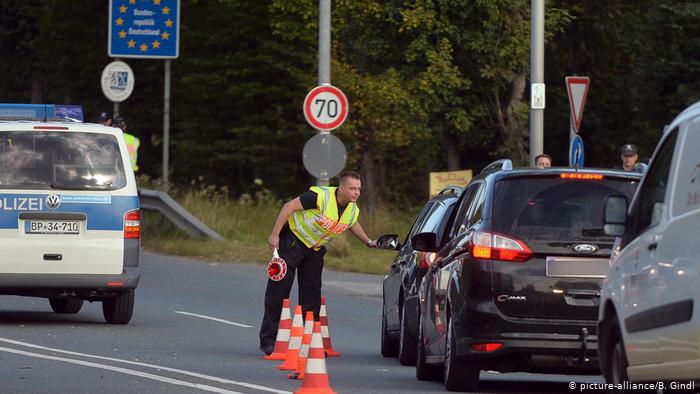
[113,116,140,173]
[616,144,646,173]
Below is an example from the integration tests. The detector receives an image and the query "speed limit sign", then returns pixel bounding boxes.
[303,85,348,131]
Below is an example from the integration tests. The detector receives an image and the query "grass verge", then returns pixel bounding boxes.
[141,189,417,275]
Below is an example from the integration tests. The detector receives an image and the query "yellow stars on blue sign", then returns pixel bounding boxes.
[110,0,178,58]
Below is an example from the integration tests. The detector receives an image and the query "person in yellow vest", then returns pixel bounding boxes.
[114,116,140,172]
[259,170,377,355]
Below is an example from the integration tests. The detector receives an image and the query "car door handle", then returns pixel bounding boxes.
[647,242,657,251]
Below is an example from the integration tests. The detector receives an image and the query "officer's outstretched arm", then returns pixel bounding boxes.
[268,197,303,251]
[349,221,376,248]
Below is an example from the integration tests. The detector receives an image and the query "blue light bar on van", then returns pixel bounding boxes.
[0,104,83,122]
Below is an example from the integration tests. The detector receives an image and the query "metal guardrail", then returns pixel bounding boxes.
[138,188,224,241]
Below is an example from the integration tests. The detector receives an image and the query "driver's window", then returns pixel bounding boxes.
[450,184,480,238]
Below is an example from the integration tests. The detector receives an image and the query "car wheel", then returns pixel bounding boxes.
[102,290,134,324]
[416,310,442,381]
[444,314,479,392]
[603,319,640,394]
[381,313,399,357]
[49,297,84,314]
[398,302,417,365]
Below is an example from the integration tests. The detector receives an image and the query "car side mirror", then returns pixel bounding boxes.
[411,232,438,252]
[376,234,400,250]
[603,195,627,237]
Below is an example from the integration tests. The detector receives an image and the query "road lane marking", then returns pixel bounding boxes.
[174,311,254,328]
[0,346,246,394]
[0,338,290,394]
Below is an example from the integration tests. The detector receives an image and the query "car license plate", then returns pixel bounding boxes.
[546,257,610,278]
[25,220,80,234]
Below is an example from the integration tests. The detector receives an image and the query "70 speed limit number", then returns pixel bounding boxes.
[303,85,348,131]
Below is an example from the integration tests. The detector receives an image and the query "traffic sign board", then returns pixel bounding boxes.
[302,133,347,179]
[566,76,590,132]
[108,0,180,59]
[303,85,348,131]
[569,135,585,167]
[101,61,135,102]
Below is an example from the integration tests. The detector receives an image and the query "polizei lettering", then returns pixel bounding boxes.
[0,197,43,211]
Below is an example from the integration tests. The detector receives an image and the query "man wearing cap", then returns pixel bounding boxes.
[616,144,646,173]
[98,112,112,126]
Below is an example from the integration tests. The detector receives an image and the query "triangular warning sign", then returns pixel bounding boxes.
[566,76,590,132]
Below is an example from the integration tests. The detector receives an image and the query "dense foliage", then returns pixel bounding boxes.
[1,1,697,209]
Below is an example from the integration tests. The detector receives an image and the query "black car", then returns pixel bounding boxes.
[412,160,642,391]
[381,186,462,365]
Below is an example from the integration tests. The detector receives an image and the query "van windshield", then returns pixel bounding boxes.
[0,131,126,190]
[493,175,639,243]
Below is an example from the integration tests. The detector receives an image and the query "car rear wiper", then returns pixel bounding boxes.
[50,183,111,191]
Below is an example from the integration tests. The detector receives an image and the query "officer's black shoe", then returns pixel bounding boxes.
[259,343,274,356]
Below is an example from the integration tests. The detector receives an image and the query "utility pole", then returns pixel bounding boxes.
[316,0,331,186]
[529,0,545,166]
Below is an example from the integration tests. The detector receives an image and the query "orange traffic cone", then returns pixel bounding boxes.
[264,298,292,360]
[320,296,340,357]
[278,305,304,371]
[294,321,337,394]
[288,311,314,380]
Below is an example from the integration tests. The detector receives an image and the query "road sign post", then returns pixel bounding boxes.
[109,0,180,191]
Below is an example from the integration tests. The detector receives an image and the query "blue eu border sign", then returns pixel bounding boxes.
[108,0,180,59]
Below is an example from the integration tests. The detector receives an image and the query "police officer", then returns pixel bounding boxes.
[98,112,112,126]
[259,170,377,355]
[616,144,646,173]
[113,116,140,172]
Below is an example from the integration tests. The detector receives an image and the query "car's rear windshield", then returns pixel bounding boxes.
[492,175,639,242]
[0,131,126,190]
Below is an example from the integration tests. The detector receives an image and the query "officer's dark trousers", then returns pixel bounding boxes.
[259,227,326,348]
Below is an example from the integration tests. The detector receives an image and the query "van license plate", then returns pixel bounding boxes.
[25,221,80,234]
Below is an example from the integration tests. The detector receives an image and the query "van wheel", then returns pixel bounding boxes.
[444,315,479,391]
[398,302,417,365]
[102,290,134,324]
[49,297,84,314]
[416,310,442,381]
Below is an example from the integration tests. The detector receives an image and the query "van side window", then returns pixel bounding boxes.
[635,128,679,233]
[467,184,486,228]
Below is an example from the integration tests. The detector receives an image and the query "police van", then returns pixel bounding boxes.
[0,104,140,324]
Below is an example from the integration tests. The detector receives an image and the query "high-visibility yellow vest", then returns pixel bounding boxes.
[288,186,360,249]
[123,132,140,172]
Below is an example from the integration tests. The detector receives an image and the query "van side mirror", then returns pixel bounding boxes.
[411,232,438,252]
[376,234,400,250]
[603,195,628,237]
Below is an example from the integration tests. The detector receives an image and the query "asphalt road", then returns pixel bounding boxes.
[0,252,605,393]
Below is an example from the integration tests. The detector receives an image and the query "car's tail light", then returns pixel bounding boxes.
[124,209,140,239]
[471,343,503,352]
[417,252,437,269]
[469,231,532,262]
